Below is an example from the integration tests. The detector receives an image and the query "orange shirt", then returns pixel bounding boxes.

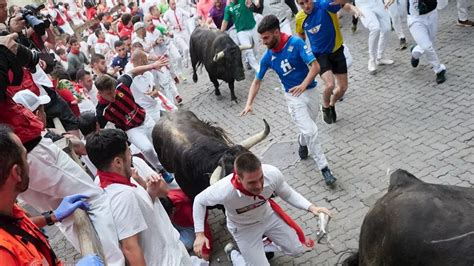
[0,204,62,266]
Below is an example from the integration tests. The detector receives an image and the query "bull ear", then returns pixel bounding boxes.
[239,44,253,51]
[239,119,270,149]
[213,51,225,62]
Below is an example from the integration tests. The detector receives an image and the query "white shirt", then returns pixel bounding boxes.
[163,7,191,33]
[193,164,312,232]
[103,158,192,266]
[94,42,112,56]
[87,33,98,47]
[130,71,160,111]
[106,33,120,50]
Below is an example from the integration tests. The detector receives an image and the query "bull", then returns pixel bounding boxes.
[189,27,251,102]
[152,110,269,199]
[343,169,474,266]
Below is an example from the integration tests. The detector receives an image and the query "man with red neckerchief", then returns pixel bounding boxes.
[192,152,330,265]
[241,15,337,186]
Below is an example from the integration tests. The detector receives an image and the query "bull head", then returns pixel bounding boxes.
[209,119,270,185]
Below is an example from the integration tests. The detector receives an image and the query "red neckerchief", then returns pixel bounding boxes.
[97,39,106,44]
[97,170,137,189]
[271,32,291,53]
[70,46,80,55]
[231,170,314,248]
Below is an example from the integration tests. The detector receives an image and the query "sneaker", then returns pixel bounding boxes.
[329,105,337,122]
[436,69,446,84]
[224,243,237,261]
[399,38,407,50]
[351,24,357,33]
[457,19,474,27]
[175,95,183,105]
[245,61,252,70]
[368,58,377,73]
[298,143,308,160]
[410,45,419,68]
[160,169,175,184]
[321,167,337,186]
[376,58,394,65]
[321,106,333,124]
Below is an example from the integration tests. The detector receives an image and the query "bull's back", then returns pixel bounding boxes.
[359,172,474,266]
[190,27,220,63]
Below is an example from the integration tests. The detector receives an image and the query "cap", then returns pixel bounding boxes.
[13,90,51,112]
[133,22,146,32]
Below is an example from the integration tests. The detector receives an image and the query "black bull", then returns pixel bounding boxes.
[152,110,269,199]
[344,169,474,266]
[190,27,250,102]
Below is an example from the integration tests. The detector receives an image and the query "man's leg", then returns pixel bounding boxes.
[228,223,269,266]
[387,0,406,40]
[375,5,393,62]
[408,14,444,73]
[126,123,163,171]
[237,30,259,72]
[264,212,306,256]
[359,6,381,72]
[332,73,348,106]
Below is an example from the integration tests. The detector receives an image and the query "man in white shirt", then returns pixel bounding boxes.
[86,128,193,265]
[163,0,193,69]
[193,152,331,265]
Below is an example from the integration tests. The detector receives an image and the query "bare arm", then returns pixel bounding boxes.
[120,234,146,266]
[30,214,58,228]
[240,78,262,116]
[220,20,229,32]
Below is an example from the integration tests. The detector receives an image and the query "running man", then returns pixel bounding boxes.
[295,0,362,124]
[241,15,336,185]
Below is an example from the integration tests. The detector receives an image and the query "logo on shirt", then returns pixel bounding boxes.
[235,200,267,214]
[280,58,294,76]
[287,45,294,53]
[308,24,321,34]
[304,45,312,55]
[118,92,124,98]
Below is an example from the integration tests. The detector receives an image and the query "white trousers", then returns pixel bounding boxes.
[284,88,329,170]
[408,10,446,73]
[173,30,190,67]
[155,66,180,104]
[457,0,469,21]
[237,27,260,72]
[228,212,305,266]
[280,18,293,35]
[20,137,124,265]
[387,0,407,39]
[168,41,184,76]
[359,3,391,60]
[126,116,164,170]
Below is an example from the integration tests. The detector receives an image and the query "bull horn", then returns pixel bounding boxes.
[239,44,253,51]
[213,51,225,62]
[239,119,270,149]
[209,166,223,185]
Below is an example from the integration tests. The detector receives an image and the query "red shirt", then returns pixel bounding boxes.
[86,7,97,21]
[168,189,213,256]
[119,25,133,39]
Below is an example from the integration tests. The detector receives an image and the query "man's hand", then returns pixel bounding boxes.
[54,194,90,221]
[384,0,395,9]
[288,84,307,97]
[146,173,168,199]
[0,33,19,54]
[112,66,122,74]
[8,15,26,33]
[193,232,210,258]
[76,254,104,266]
[308,205,331,217]
[240,104,253,116]
[351,5,364,18]
[153,56,169,70]
[145,90,160,98]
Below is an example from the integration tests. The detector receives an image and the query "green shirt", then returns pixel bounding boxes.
[223,0,256,32]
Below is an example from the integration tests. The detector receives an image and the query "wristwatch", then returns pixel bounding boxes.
[41,211,55,226]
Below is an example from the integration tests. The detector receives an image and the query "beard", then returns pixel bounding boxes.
[267,37,278,49]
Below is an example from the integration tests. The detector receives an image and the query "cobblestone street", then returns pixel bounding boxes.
[49,1,474,265]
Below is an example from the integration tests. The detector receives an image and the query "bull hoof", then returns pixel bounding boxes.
[231,98,238,104]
